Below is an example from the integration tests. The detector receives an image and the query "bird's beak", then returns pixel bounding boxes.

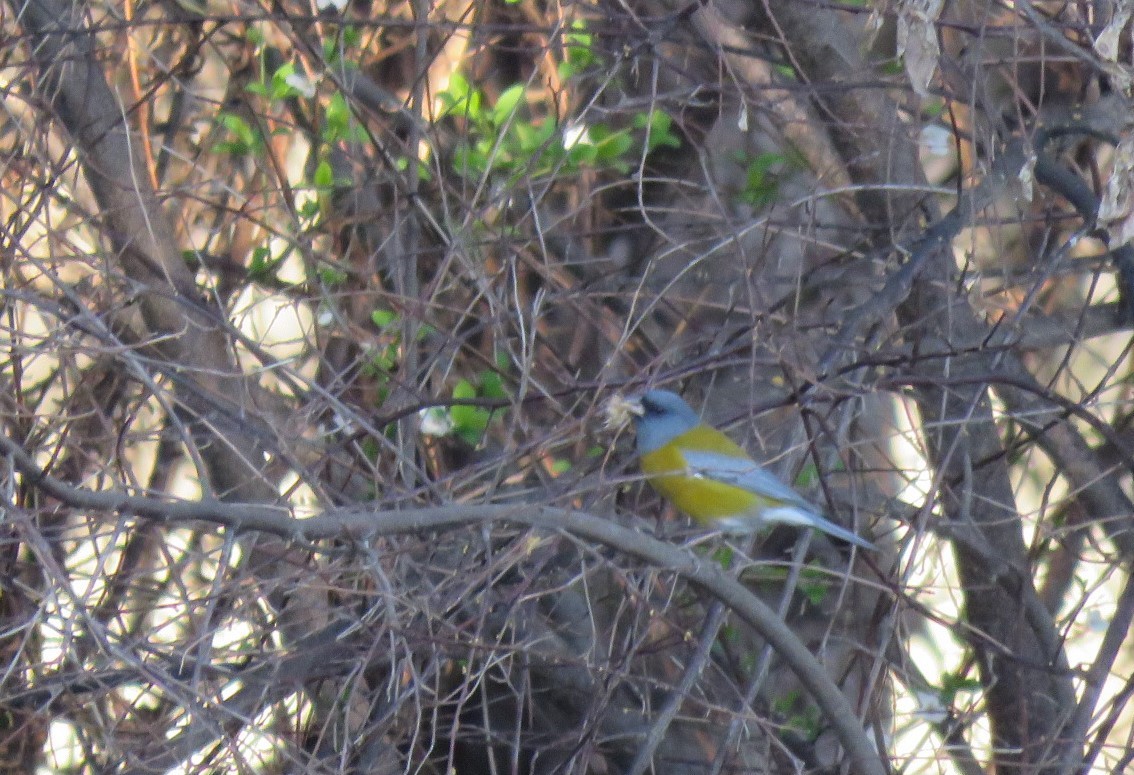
[604,394,644,429]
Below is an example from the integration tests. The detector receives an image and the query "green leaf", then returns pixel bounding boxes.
[479,370,506,399]
[453,378,476,401]
[452,144,489,177]
[924,99,946,118]
[268,61,308,101]
[360,437,380,462]
[216,112,261,156]
[441,72,471,105]
[795,563,832,606]
[567,142,598,166]
[593,130,633,163]
[322,36,340,65]
[313,159,335,190]
[248,246,281,281]
[437,73,482,121]
[740,152,786,207]
[272,62,295,96]
[371,309,398,328]
[799,579,828,606]
[362,342,399,376]
[521,119,557,152]
[771,689,802,716]
[587,123,614,142]
[394,156,433,182]
[298,200,321,220]
[882,57,905,76]
[712,545,734,568]
[635,110,682,151]
[938,671,983,704]
[492,84,526,126]
[770,690,821,740]
[323,92,353,142]
[318,267,348,286]
[563,21,598,73]
[451,379,491,445]
[794,461,818,488]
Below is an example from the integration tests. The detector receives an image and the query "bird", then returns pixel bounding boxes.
[610,389,876,550]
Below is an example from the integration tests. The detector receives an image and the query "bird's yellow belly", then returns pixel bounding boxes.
[647,472,759,522]
[639,432,762,523]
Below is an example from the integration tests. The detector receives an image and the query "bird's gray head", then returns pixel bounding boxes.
[630,390,701,454]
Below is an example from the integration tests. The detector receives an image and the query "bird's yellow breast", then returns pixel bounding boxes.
[638,426,761,522]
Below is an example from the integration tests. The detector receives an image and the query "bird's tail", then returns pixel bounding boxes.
[725,506,876,550]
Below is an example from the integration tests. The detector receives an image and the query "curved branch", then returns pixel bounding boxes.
[0,431,886,775]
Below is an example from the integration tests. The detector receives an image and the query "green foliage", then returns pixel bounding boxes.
[215,113,263,157]
[738,562,831,607]
[720,621,740,648]
[298,199,321,221]
[436,55,681,183]
[923,99,946,118]
[313,159,335,189]
[363,341,399,378]
[359,309,402,406]
[478,368,506,400]
[395,155,432,181]
[246,60,311,101]
[796,564,831,606]
[633,110,682,152]
[322,25,362,66]
[451,379,492,445]
[548,457,572,475]
[711,544,734,568]
[227,30,367,243]
[418,359,510,445]
[437,72,483,120]
[317,267,348,286]
[492,83,525,126]
[794,461,819,489]
[248,245,288,282]
[937,670,983,706]
[402,351,512,445]
[370,308,398,328]
[558,21,599,80]
[881,57,906,76]
[738,151,790,207]
[310,155,345,221]
[323,92,366,144]
[771,689,822,740]
[568,124,635,168]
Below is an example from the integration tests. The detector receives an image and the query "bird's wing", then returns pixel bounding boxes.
[678,450,813,508]
[680,449,876,549]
